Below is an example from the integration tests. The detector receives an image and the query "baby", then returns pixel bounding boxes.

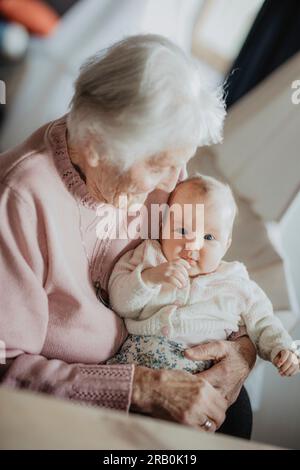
[107,174,299,377]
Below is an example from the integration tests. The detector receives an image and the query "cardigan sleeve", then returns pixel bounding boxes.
[0,183,134,412]
[0,183,49,357]
[108,241,161,319]
[241,281,294,362]
[1,355,134,412]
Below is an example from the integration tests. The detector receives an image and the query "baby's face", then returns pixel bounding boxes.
[160,182,234,276]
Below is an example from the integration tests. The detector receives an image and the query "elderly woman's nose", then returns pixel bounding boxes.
[157,168,180,192]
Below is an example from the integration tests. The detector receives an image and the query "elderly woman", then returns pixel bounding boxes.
[0,35,255,437]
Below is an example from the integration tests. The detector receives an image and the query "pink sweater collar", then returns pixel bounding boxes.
[46,115,100,211]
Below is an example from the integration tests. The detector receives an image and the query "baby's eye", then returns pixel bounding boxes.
[204,233,215,241]
[175,227,188,236]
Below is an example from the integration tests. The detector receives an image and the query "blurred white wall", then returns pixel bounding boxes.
[252,193,300,450]
[193,0,264,73]
[281,193,300,309]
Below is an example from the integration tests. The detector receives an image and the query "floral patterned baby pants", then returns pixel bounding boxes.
[106,334,212,373]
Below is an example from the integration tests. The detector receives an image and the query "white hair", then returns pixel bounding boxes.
[67,34,226,171]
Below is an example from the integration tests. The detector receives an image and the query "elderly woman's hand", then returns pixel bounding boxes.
[130,366,227,432]
[185,337,257,406]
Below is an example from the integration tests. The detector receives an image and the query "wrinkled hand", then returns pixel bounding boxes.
[131,366,227,432]
[273,350,300,376]
[185,337,256,406]
[142,259,191,289]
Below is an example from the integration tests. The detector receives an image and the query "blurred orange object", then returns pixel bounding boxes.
[0,0,59,36]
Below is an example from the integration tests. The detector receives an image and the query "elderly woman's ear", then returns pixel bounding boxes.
[78,131,103,168]
[85,144,101,168]
[68,130,106,173]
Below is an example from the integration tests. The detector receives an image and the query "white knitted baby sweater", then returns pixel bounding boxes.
[108,240,293,362]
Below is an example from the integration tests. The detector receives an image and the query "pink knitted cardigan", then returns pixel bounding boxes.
[0,115,185,412]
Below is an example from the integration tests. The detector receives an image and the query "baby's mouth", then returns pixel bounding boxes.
[181,256,198,267]
[188,259,198,267]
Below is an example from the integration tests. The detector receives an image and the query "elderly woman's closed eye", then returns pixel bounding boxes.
[0,34,255,435]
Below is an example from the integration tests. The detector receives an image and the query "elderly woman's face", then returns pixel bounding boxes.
[84,147,196,209]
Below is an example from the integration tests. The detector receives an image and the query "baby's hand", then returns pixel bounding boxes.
[142,259,191,288]
[273,350,299,377]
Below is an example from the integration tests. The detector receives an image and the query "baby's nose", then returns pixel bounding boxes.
[185,236,203,251]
